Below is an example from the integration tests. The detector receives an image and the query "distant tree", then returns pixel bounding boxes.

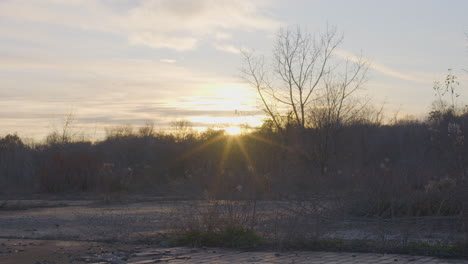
[105,124,134,139]
[138,120,155,137]
[171,120,195,142]
[0,134,24,150]
[61,111,75,143]
[45,111,77,144]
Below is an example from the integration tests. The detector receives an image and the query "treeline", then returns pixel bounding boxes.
[1,108,467,217]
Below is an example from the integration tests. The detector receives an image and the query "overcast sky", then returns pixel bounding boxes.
[1,0,467,139]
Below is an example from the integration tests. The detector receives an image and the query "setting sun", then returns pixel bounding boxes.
[224,126,242,135]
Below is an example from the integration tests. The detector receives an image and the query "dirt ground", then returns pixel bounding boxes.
[0,195,181,242]
[0,195,175,263]
[0,238,142,264]
[2,239,468,264]
[1,196,463,243]
[0,195,466,263]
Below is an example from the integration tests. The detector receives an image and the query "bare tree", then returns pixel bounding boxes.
[46,111,77,144]
[138,120,155,137]
[61,111,75,143]
[242,26,368,132]
[104,124,134,138]
[171,120,195,142]
[242,26,369,173]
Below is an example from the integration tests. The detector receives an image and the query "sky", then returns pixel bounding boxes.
[0,0,467,139]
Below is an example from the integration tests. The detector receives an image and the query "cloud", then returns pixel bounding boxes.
[130,106,262,117]
[129,33,197,51]
[0,55,222,94]
[214,32,232,40]
[0,52,261,138]
[0,0,278,137]
[0,96,263,139]
[0,0,281,51]
[160,59,177,63]
[213,43,242,54]
[334,49,432,84]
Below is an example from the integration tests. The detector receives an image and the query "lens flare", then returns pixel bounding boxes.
[224,126,242,135]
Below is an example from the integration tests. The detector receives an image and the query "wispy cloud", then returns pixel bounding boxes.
[335,49,432,84]
[159,59,177,63]
[0,51,260,138]
[213,43,242,54]
[214,32,232,40]
[0,0,281,51]
[0,95,262,138]
[129,33,197,51]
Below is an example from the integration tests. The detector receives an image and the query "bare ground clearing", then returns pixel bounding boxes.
[0,195,466,263]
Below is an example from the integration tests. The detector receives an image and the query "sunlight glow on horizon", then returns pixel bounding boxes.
[182,83,264,130]
[224,126,242,135]
[0,0,466,139]
[188,115,264,128]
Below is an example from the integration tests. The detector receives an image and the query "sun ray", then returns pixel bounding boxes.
[169,132,225,167]
[218,136,234,175]
[168,130,297,198]
[235,135,274,196]
[234,137,254,173]
[213,136,234,195]
[245,133,292,152]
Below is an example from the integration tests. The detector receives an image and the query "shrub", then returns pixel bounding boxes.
[176,226,262,248]
[173,200,262,248]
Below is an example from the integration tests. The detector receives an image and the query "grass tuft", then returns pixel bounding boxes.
[175,226,262,249]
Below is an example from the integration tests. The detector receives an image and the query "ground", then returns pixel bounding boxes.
[1,239,467,264]
[0,195,466,263]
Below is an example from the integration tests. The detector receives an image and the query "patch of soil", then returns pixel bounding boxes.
[0,238,139,264]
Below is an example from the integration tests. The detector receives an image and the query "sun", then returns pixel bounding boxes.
[224,126,242,135]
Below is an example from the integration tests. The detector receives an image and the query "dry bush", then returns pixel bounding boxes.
[264,194,346,249]
[172,199,261,248]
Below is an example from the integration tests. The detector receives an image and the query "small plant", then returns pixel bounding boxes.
[219,226,262,248]
[173,200,262,248]
[406,241,463,257]
[176,226,262,248]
